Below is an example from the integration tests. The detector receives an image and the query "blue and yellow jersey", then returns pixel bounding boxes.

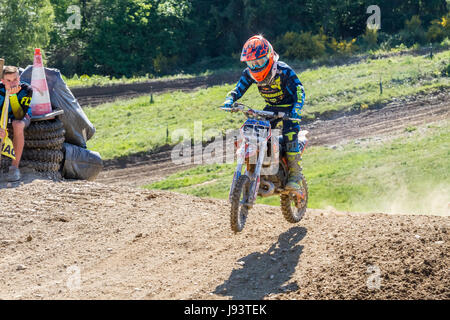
[0,82,33,121]
[227,61,305,109]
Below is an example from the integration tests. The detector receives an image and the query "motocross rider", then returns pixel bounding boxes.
[223,35,305,191]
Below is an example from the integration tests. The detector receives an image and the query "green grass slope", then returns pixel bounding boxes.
[145,121,449,215]
[85,50,449,160]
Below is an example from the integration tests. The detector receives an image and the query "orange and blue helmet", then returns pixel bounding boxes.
[241,35,276,82]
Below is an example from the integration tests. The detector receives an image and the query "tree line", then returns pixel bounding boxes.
[0,0,448,77]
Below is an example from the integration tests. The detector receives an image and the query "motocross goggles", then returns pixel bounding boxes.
[246,56,269,71]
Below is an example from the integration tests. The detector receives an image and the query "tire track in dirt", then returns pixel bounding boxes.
[307,90,449,146]
[72,71,241,108]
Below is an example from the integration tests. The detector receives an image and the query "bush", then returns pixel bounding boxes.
[276,31,362,60]
[153,54,179,75]
[441,14,450,36]
[276,31,327,60]
[401,15,426,46]
[427,14,450,43]
[328,37,358,55]
[442,63,450,77]
[440,37,450,47]
[377,32,404,51]
[427,23,445,43]
[361,27,378,49]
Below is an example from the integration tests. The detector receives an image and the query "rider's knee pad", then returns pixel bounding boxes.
[282,128,299,152]
[285,140,300,153]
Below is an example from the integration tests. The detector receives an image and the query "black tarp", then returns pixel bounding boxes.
[62,143,103,181]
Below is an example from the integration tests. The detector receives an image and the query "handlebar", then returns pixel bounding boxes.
[221,103,298,121]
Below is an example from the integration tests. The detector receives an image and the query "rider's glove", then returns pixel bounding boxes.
[222,97,234,109]
[291,102,302,120]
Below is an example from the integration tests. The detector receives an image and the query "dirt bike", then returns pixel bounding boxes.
[222,103,308,233]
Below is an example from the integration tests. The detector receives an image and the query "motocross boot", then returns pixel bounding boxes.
[286,151,303,191]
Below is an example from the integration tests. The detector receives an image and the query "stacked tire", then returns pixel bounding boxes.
[21,118,65,178]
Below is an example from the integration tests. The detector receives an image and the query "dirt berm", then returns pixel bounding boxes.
[0,179,448,299]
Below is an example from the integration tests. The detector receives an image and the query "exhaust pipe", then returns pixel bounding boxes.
[258,180,275,197]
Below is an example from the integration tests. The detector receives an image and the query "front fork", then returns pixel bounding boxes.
[228,139,267,208]
[228,143,244,203]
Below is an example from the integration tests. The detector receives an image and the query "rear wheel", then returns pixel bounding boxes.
[280,176,308,223]
[230,175,251,233]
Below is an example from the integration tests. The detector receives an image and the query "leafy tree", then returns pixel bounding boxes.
[47,0,101,75]
[0,0,54,67]
[7,0,446,76]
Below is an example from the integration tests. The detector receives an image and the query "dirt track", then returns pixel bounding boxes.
[0,180,448,300]
[0,91,448,300]
[0,80,448,300]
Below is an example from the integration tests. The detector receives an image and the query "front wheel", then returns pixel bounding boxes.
[230,175,251,233]
[280,176,308,223]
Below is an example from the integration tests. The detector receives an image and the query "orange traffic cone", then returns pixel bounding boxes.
[30,48,52,115]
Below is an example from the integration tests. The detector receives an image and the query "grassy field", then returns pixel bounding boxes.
[84,50,450,160]
[144,121,450,215]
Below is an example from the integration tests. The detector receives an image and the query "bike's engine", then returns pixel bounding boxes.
[259,161,288,197]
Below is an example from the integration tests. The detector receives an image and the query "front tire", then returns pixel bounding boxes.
[280,176,308,223]
[230,175,251,233]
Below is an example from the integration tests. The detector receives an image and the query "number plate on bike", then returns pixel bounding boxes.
[241,119,271,141]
